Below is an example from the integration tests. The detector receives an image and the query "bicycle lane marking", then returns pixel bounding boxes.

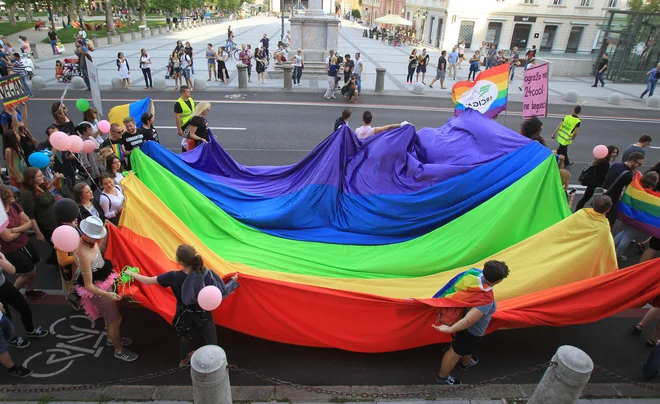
[23,315,107,378]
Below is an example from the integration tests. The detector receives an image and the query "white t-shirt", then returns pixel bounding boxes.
[294,55,303,67]
[354,59,364,76]
[100,185,124,219]
[355,125,375,140]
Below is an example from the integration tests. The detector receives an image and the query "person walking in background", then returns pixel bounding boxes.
[171,51,182,90]
[457,41,466,70]
[486,44,496,69]
[447,47,458,80]
[47,27,58,55]
[524,45,536,71]
[206,44,217,82]
[592,53,608,88]
[343,54,354,84]
[174,86,194,150]
[622,135,652,162]
[406,49,417,84]
[603,152,645,227]
[575,145,618,211]
[551,105,582,167]
[179,49,194,90]
[239,45,252,83]
[468,51,480,81]
[76,44,93,91]
[429,51,447,89]
[324,50,338,99]
[354,52,363,93]
[184,41,194,77]
[216,47,229,83]
[255,48,267,85]
[293,48,304,87]
[509,47,519,82]
[138,49,153,90]
[116,52,130,90]
[641,63,660,99]
[416,49,429,84]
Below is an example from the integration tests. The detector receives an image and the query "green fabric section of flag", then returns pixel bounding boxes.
[131,150,570,279]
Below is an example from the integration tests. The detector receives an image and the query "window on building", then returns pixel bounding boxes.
[458,21,475,48]
[552,0,563,5]
[566,26,584,53]
[540,25,558,51]
[486,22,503,47]
[579,0,591,6]
[607,0,618,7]
[523,0,535,3]
[495,0,505,2]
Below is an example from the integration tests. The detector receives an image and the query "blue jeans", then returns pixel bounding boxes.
[20,75,33,98]
[642,80,657,98]
[594,72,605,86]
[356,75,361,92]
[614,225,635,256]
[0,315,16,354]
[50,39,57,55]
[509,65,516,81]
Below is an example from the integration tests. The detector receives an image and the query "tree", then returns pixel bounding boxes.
[104,0,115,33]
[351,8,360,18]
[627,0,660,12]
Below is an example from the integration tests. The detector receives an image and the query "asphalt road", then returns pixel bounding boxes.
[7,90,660,387]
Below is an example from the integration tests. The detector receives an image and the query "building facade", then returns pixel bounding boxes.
[404,0,625,55]
[362,0,407,25]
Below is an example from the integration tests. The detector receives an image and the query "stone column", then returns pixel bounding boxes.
[107,32,113,44]
[129,29,136,40]
[237,63,248,89]
[159,25,164,34]
[150,27,155,36]
[30,43,39,59]
[191,345,232,404]
[119,31,125,42]
[528,346,593,404]
[141,29,146,38]
[283,65,293,90]
[375,67,386,93]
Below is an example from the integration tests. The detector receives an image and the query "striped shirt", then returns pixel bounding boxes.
[12,60,26,76]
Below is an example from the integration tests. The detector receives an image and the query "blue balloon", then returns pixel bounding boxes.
[28,152,50,169]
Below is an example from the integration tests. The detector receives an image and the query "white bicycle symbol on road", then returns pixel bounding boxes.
[22,315,107,378]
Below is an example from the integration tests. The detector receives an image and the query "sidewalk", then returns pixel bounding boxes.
[27,16,658,111]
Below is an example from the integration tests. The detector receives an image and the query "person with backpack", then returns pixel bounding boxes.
[575,145,618,211]
[128,244,240,367]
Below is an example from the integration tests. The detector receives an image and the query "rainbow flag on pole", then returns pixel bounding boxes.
[618,172,660,238]
[452,63,509,118]
[108,97,151,126]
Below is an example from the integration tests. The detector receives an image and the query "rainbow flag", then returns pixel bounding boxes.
[107,97,151,126]
[618,172,660,238]
[452,63,509,118]
[432,268,494,326]
[111,143,124,163]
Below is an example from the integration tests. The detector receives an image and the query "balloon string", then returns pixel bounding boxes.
[72,153,100,189]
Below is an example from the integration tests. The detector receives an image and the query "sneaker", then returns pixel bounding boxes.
[107,337,133,347]
[8,365,32,378]
[8,337,30,348]
[66,294,82,311]
[324,96,331,99]
[591,85,597,88]
[436,374,461,385]
[25,290,46,299]
[460,356,479,370]
[26,326,48,338]
[618,255,628,262]
[114,349,139,362]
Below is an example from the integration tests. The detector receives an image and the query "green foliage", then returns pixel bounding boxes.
[0,21,34,35]
[41,19,164,43]
[627,0,660,12]
[351,8,360,18]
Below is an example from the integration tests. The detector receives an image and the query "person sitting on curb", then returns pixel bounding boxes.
[433,260,510,385]
[354,111,404,140]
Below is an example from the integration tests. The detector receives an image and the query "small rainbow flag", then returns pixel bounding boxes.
[618,172,660,238]
[112,143,124,162]
[452,63,509,118]
[108,97,151,126]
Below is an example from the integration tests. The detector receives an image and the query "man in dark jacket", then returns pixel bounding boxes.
[604,151,645,227]
[333,108,351,132]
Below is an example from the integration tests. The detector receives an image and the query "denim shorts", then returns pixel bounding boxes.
[183,68,191,79]
[0,315,15,354]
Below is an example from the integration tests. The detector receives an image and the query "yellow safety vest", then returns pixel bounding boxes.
[556,115,580,146]
[176,97,195,127]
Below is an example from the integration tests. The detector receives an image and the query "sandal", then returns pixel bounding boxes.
[634,324,644,334]
[647,337,659,347]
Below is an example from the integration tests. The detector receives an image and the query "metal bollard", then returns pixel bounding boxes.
[150,27,155,36]
[29,43,39,59]
[129,29,135,40]
[107,32,113,45]
[283,65,293,90]
[375,67,386,93]
[191,345,232,404]
[528,345,593,404]
[237,63,248,89]
[119,31,125,42]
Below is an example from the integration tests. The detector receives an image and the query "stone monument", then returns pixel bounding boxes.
[289,0,339,62]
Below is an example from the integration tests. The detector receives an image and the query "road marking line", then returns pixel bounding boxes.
[156,126,246,130]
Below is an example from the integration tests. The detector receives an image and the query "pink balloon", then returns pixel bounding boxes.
[197,285,223,311]
[69,135,84,153]
[593,145,609,159]
[82,140,97,154]
[52,225,80,252]
[50,131,71,152]
[97,120,111,133]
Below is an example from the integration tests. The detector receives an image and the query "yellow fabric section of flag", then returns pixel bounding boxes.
[119,173,617,301]
[107,103,130,126]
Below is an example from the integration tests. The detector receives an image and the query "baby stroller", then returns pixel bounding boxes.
[62,58,82,83]
[165,59,174,79]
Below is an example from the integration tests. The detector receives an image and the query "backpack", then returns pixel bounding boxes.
[578,164,596,186]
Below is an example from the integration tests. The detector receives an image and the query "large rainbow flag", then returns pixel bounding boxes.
[452,63,509,118]
[618,171,660,238]
[104,109,660,353]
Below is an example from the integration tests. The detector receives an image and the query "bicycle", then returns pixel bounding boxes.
[22,315,107,378]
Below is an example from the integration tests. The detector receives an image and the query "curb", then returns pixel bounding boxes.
[0,383,658,402]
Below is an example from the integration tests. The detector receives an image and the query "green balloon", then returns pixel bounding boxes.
[76,98,90,112]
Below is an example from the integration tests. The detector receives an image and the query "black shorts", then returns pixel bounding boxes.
[451,330,482,356]
[4,240,40,275]
[650,237,660,251]
[416,65,426,73]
